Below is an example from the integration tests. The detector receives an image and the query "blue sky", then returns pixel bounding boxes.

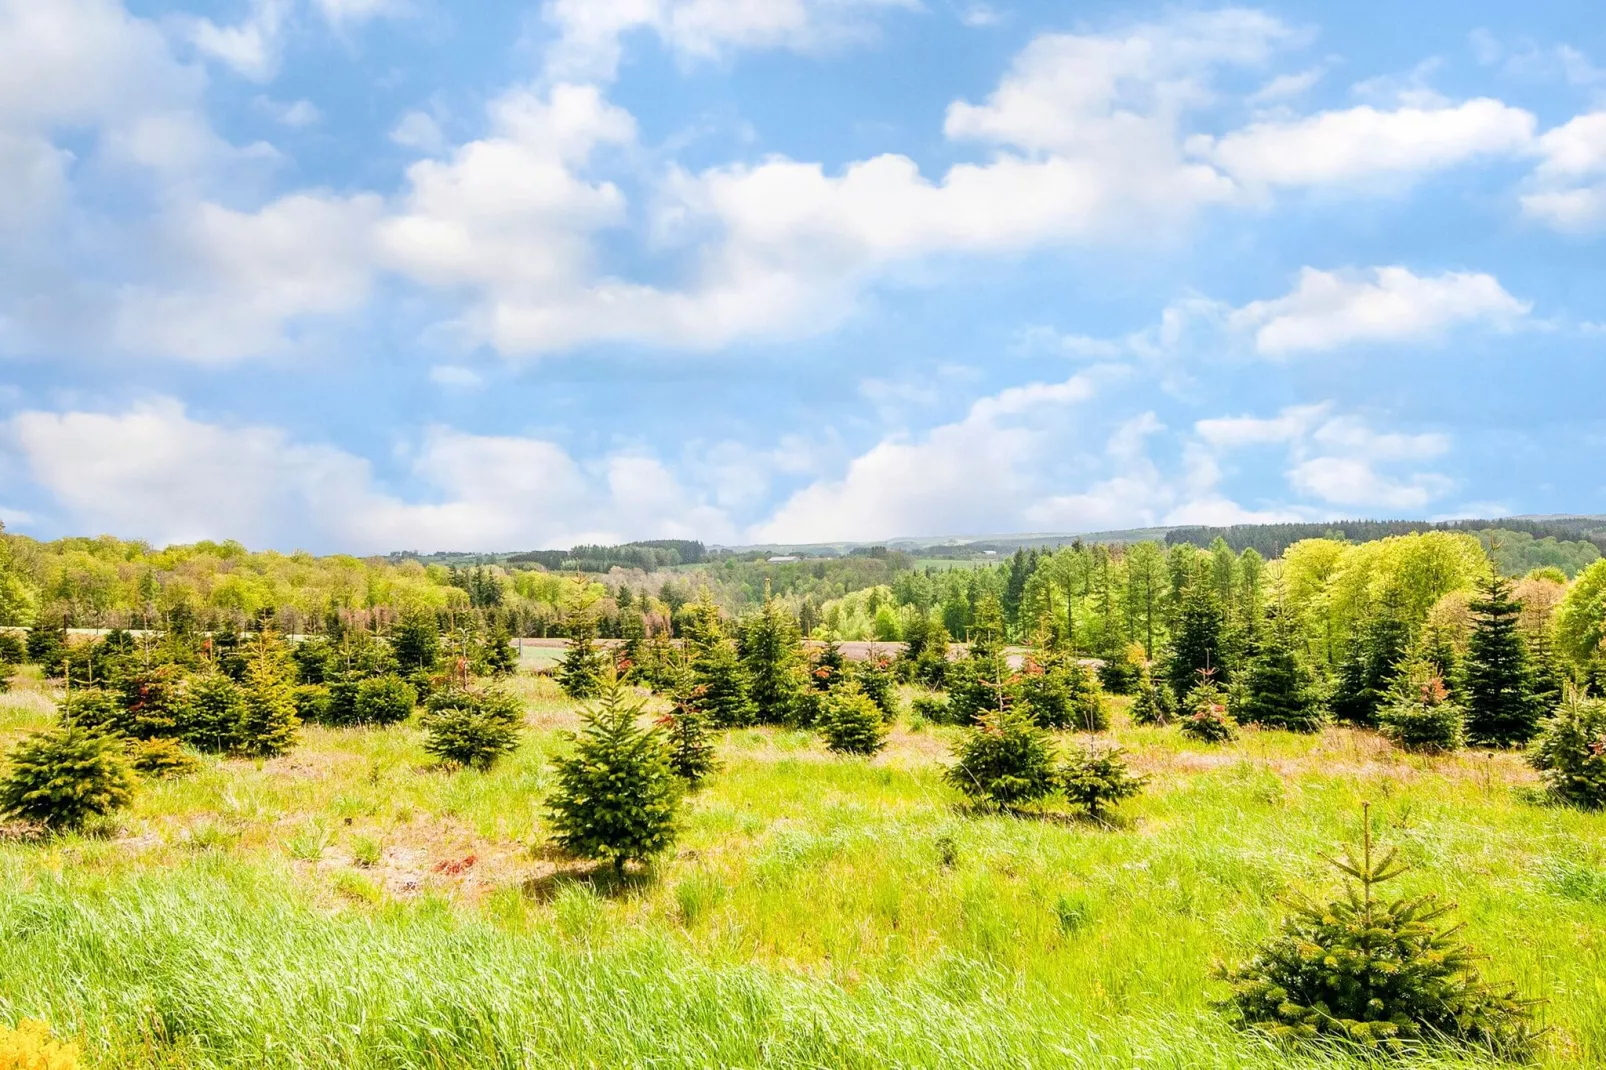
[0,0,1603,552]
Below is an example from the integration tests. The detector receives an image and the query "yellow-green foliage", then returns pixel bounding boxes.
[0,1019,78,1070]
[816,585,901,640]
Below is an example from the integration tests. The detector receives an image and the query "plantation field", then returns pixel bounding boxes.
[2,667,1604,1069]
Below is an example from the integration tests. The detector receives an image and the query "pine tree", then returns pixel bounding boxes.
[1233,613,1325,733]
[1220,805,1533,1054]
[0,723,136,830]
[236,630,300,758]
[740,594,807,724]
[1464,573,1541,747]
[547,680,680,874]
[556,614,609,699]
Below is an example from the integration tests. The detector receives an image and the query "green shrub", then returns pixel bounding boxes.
[547,681,680,873]
[128,737,200,779]
[291,683,331,727]
[1378,671,1464,754]
[910,692,954,725]
[354,674,417,726]
[945,710,1058,810]
[1219,811,1533,1055]
[1528,687,1606,808]
[0,724,137,830]
[422,689,523,770]
[818,683,889,756]
[1180,682,1238,743]
[1060,744,1146,819]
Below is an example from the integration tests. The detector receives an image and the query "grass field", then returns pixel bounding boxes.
[2,667,1604,1068]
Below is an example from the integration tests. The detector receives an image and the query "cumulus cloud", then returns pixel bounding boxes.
[8,399,737,552]
[1229,266,1530,355]
[177,0,291,81]
[1521,111,1606,231]
[1194,98,1536,188]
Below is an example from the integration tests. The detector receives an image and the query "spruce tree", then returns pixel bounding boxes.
[1167,577,1228,699]
[1377,662,1465,753]
[659,689,718,788]
[946,709,1058,810]
[556,614,609,699]
[740,594,807,724]
[0,723,137,830]
[1528,686,1606,808]
[1130,671,1176,726]
[236,630,300,758]
[1526,627,1566,718]
[392,609,441,674]
[1220,806,1533,1054]
[1060,743,1146,819]
[689,634,757,728]
[547,680,680,874]
[482,619,518,678]
[1330,596,1410,727]
[1464,573,1541,747]
[1233,612,1325,733]
[180,670,244,752]
[422,688,522,769]
[818,682,889,755]
[1180,674,1237,743]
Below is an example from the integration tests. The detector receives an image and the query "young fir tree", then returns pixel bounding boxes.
[1527,686,1606,808]
[1180,673,1238,743]
[1377,662,1465,753]
[1526,626,1567,719]
[1060,744,1146,820]
[0,722,137,830]
[818,682,889,756]
[422,689,522,769]
[851,655,899,720]
[740,594,807,725]
[547,679,680,874]
[1463,573,1541,747]
[392,609,441,674]
[1167,576,1228,699]
[1233,609,1325,733]
[116,664,188,740]
[688,610,757,729]
[658,687,719,789]
[482,619,519,678]
[1219,805,1533,1055]
[555,614,609,699]
[1129,668,1176,726]
[1330,595,1410,727]
[235,629,300,758]
[179,670,244,752]
[945,709,1059,810]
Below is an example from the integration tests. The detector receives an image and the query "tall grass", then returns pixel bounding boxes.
[0,676,1603,1066]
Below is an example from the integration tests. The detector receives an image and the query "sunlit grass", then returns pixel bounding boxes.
[1,674,1603,1067]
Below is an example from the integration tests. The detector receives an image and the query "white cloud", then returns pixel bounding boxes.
[1228,266,1530,355]
[114,192,383,362]
[256,96,322,127]
[390,110,446,154]
[958,4,1001,28]
[1288,458,1452,510]
[9,399,737,551]
[314,0,403,24]
[1521,111,1606,231]
[1195,98,1535,188]
[1248,65,1326,103]
[429,364,483,388]
[542,0,918,83]
[177,0,290,82]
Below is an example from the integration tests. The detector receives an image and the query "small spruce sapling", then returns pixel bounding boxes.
[1060,743,1146,820]
[1527,686,1606,808]
[236,631,300,758]
[0,723,137,830]
[1129,671,1176,726]
[547,679,680,874]
[555,615,609,700]
[127,737,200,779]
[817,682,889,756]
[1219,804,1533,1055]
[659,688,719,789]
[945,710,1059,810]
[1180,674,1238,743]
[1378,664,1465,753]
[422,689,523,770]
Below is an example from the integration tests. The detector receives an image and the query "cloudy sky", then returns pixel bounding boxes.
[0,0,1602,552]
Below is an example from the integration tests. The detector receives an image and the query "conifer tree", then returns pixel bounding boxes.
[851,654,899,720]
[547,679,680,874]
[1130,669,1176,726]
[1330,594,1410,727]
[392,608,441,674]
[1526,627,1567,718]
[1220,805,1532,1054]
[818,682,889,755]
[482,618,518,678]
[422,688,522,769]
[236,629,300,758]
[1233,609,1325,733]
[1528,686,1606,808]
[556,614,609,699]
[0,722,136,830]
[1464,573,1541,747]
[180,670,244,752]
[1167,577,1228,699]
[1060,743,1146,819]
[1377,661,1464,753]
[740,593,807,724]
[1180,674,1237,743]
[946,709,1058,810]
[658,688,718,788]
[689,632,757,728]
